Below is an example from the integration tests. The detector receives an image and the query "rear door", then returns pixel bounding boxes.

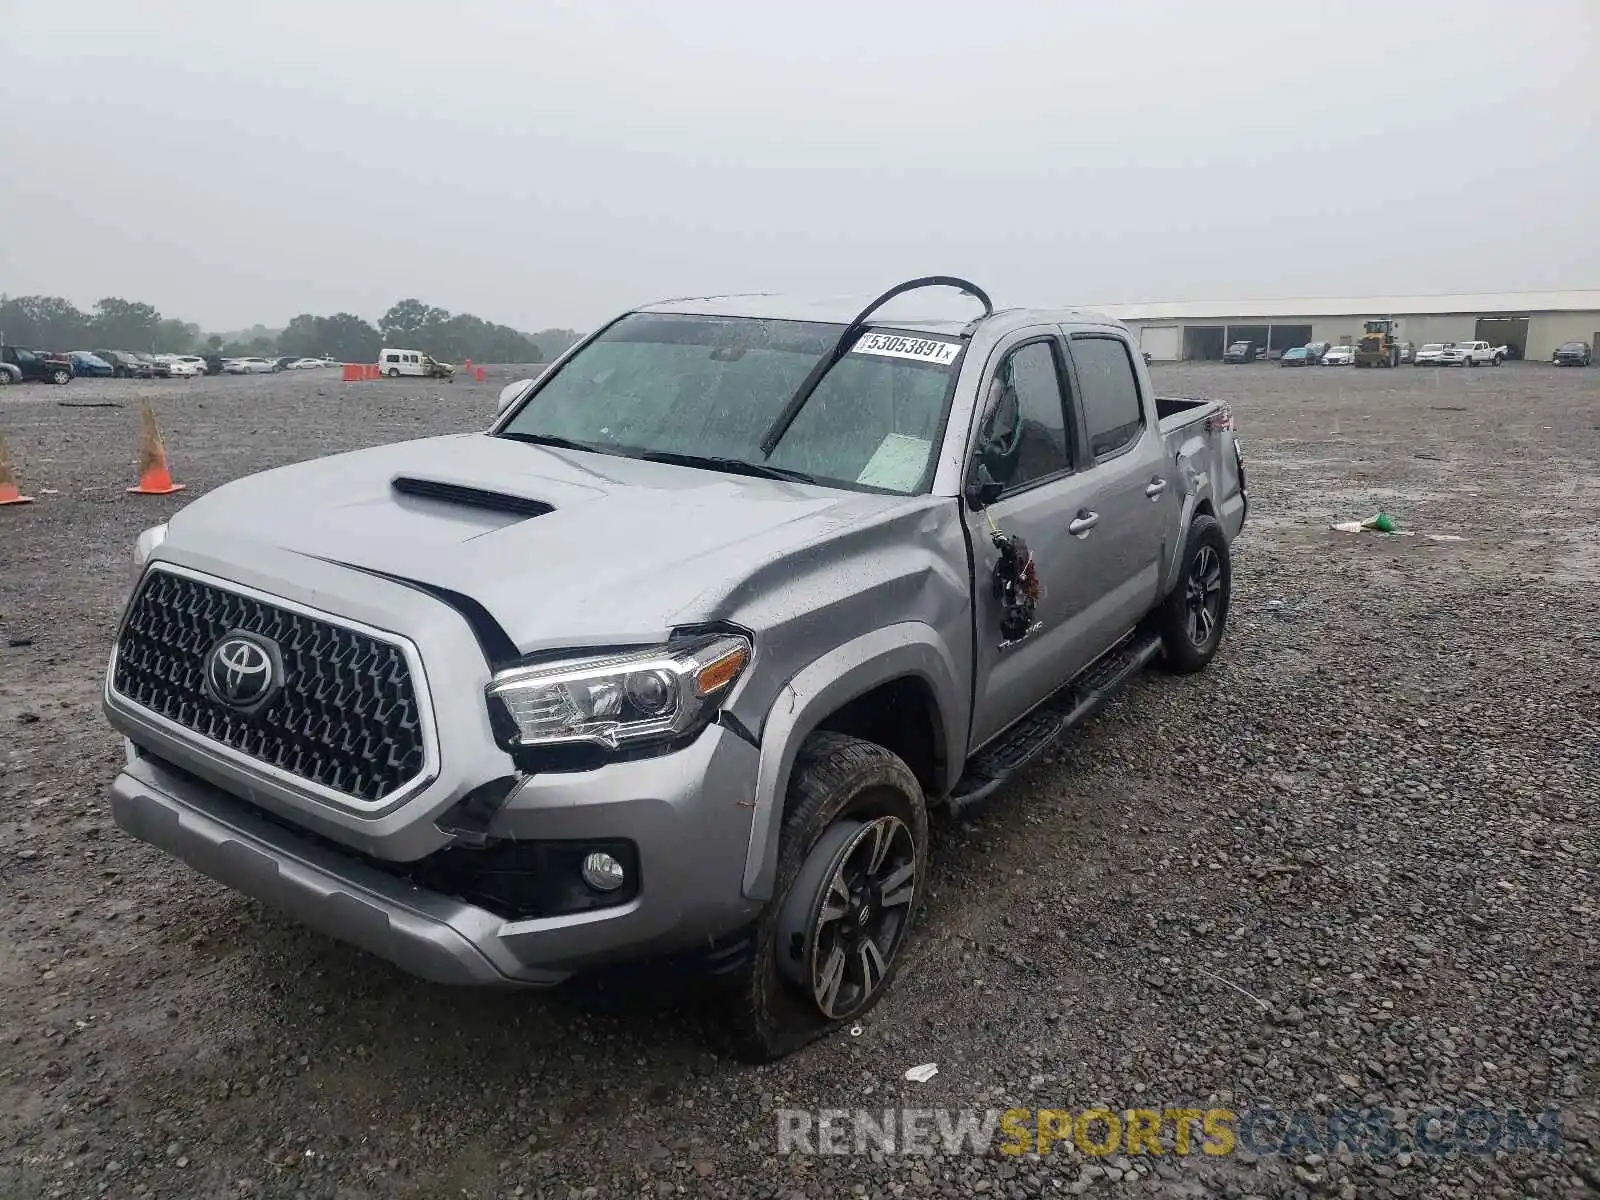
[1059,330,1175,645]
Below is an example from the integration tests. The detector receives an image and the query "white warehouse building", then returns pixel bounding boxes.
[1096,291,1600,363]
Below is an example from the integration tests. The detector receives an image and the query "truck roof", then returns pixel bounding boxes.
[636,292,1127,339]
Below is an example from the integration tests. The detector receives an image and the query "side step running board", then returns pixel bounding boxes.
[947,634,1162,813]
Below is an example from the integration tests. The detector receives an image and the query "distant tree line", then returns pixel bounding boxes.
[0,294,575,364]
[0,296,201,356]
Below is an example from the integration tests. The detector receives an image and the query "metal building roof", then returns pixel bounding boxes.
[1093,291,1600,322]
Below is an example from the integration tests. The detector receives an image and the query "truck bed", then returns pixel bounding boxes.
[1155,395,1218,432]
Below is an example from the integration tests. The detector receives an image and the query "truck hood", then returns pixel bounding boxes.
[165,433,917,653]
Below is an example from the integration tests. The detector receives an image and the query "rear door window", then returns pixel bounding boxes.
[1069,335,1145,459]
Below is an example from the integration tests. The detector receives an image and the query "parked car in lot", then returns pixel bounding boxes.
[285,357,326,370]
[1553,340,1592,366]
[1413,343,1447,366]
[69,351,115,378]
[380,347,456,378]
[1223,339,1257,364]
[201,354,227,376]
[1322,345,1355,366]
[2,346,74,384]
[104,278,1247,1060]
[1395,341,1415,364]
[1303,341,1331,363]
[1439,340,1503,367]
[131,353,170,378]
[167,358,203,378]
[89,350,149,378]
[168,355,209,374]
[223,357,278,374]
[0,361,20,386]
[1279,346,1314,367]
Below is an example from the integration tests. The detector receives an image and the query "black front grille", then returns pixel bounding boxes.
[113,569,428,803]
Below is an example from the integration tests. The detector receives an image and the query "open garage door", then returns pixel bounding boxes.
[1268,324,1312,353]
[1226,325,1270,356]
[1140,326,1181,361]
[1183,326,1226,361]
[1476,316,1529,360]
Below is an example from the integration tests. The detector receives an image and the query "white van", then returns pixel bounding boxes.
[379,348,455,379]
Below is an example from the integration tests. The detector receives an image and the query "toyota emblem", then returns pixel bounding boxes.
[205,633,281,710]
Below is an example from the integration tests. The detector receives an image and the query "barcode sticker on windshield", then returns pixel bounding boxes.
[851,333,961,366]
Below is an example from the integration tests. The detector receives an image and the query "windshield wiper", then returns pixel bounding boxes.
[636,450,816,485]
[497,430,608,454]
[756,274,992,458]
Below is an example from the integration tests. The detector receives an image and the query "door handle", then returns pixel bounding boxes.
[1068,510,1099,537]
[1145,477,1168,499]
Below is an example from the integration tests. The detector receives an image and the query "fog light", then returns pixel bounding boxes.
[581,851,627,892]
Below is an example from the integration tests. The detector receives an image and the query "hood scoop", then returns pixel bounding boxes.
[391,475,555,519]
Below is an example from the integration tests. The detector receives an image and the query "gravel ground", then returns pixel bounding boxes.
[1,362,1596,1199]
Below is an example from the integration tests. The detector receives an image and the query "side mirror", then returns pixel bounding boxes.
[497,378,533,415]
[965,464,1004,509]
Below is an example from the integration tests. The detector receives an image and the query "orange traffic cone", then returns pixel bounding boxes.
[127,399,186,496]
[0,434,35,506]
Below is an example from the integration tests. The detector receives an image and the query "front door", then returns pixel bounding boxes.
[965,333,1118,748]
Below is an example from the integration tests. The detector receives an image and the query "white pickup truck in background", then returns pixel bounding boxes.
[1439,340,1505,367]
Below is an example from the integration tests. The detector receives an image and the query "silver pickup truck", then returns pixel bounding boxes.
[104,277,1246,1060]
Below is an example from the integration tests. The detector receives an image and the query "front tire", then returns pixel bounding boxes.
[1155,514,1231,674]
[718,733,927,1063]
[51,368,71,385]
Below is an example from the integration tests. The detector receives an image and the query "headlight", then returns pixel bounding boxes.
[486,633,751,751]
[134,523,168,567]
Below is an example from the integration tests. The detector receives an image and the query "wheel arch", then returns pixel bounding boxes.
[741,624,963,901]
[1160,462,1219,595]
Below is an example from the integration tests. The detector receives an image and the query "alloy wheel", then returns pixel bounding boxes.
[1185,544,1223,647]
[801,815,918,1020]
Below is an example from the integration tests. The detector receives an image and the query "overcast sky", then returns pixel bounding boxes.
[2,0,1595,332]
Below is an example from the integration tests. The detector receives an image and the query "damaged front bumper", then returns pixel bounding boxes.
[109,722,766,986]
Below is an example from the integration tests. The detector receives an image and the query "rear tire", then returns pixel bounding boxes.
[717,733,927,1063]
[51,369,71,385]
[1155,514,1231,674]
[386,367,400,378]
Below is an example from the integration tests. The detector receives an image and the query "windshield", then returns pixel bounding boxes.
[497,313,964,494]
[1559,342,1584,351]
[1421,344,1443,352]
